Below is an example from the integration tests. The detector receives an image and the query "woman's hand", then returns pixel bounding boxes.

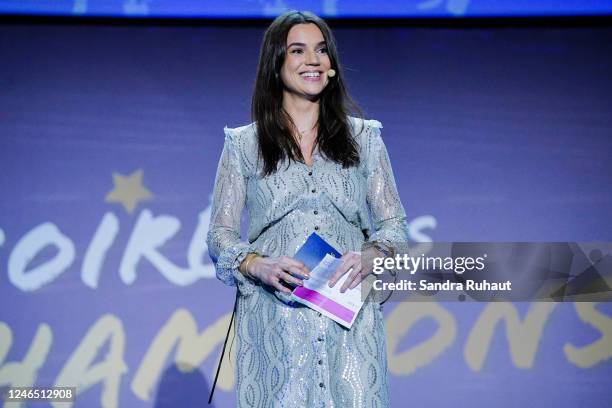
[328,248,382,292]
[245,255,310,294]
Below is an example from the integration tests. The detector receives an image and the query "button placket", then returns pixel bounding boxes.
[308,159,331,399]
[309,167,320,232]
[314,314,327,398]
[318,352,330,400]
[315,336,328,397]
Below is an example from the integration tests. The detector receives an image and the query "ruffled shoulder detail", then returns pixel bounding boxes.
[223,122,259,176]
[365,118,383,129]
[347,116,384,160]
[223,122,257,143]
[348,116,383,132]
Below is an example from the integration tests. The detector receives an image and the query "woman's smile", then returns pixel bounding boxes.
[300,70,323,81]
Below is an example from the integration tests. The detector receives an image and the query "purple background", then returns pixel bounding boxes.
[1,21,611,407]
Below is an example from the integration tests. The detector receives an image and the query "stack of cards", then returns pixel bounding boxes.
[291,233,370,329]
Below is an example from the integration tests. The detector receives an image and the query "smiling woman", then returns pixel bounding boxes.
[282,24,331,98]
[207,10,409,408]
[250,11,362,177]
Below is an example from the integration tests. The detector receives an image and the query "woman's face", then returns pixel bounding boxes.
[280,23,332,100]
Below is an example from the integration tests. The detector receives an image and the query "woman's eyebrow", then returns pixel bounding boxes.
[287,41,327,48]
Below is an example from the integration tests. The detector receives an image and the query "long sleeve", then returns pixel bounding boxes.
[364,120,410,244]
[206,127,255,288]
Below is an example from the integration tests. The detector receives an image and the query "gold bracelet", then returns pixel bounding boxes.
[242,253,259,279]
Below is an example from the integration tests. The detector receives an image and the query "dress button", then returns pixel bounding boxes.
[308,171,313,176]
[318,359,323,365]
[319,382,324,388]
[314,226,319,231]
[317,336,323,342]
[311,188,316,193]
[314,210,318,215]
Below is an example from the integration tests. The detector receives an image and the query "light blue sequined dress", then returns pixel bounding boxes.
[207,117,408,407]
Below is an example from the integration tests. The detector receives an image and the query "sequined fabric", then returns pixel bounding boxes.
[207,117,408,407]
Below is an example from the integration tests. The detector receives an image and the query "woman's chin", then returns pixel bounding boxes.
[300,87,326,100]
[283,81,328,101]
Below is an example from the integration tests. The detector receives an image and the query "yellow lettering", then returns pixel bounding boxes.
[0,322,52,389]
[464,303,556,371]
[386,302,456,375]
[131,309,234,400]
[564,302,612,368]
[53,315,127,408]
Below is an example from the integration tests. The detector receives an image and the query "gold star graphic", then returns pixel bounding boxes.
[105,169,153,214]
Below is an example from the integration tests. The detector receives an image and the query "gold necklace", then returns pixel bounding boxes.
[296,124,316,142]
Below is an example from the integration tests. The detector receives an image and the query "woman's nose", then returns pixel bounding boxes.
[305,50,320,65]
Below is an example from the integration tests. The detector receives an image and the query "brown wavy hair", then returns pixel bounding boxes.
[252,10,363,176]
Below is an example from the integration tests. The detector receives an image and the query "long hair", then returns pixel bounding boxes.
[251,10,363,176]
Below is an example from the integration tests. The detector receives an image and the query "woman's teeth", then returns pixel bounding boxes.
[301,72,320,78]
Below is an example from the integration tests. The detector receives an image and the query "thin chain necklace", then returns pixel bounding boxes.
[296,124,316,142]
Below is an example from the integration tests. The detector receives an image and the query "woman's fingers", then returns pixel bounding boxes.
[273,279,293,294]
[347,268,365,291]
[340,263,363,292]
[283,264,310,281]
[328,251,360,287]
[284,266,308,285]
[280,257,310,278]
[279,270,304,287]
[258,252,366,293]
[267,267,291,293]
[328,266,350,288]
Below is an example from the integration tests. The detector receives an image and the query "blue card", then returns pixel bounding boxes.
[293,232,342,271]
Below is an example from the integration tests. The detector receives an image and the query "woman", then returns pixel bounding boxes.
[207,10,408,407]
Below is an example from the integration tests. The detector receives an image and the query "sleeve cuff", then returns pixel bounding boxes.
[215,242,258,296]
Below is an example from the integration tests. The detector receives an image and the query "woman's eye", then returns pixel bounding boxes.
[318,47,328,53]
[291,49,303,54]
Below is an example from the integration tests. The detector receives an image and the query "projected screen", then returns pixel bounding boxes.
[1,0,612,18]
